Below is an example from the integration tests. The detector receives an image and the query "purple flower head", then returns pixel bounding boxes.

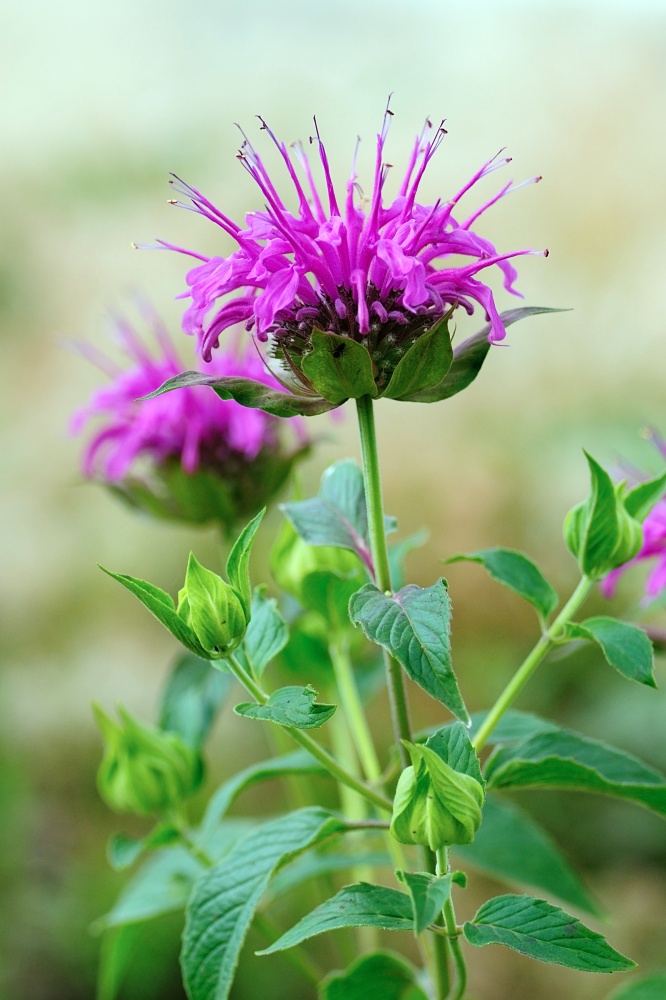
[71,309,308,528]
[154,101,547,407]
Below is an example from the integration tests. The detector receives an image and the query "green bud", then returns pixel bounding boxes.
[390,742,485,851]
[563,453,644,579]
[93,705,203,816]
[178,553,248,656]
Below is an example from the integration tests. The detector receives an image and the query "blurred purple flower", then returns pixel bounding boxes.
[71,310,307,529]
[154,102,546,379]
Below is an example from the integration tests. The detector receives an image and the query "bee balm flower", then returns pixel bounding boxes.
[71,311,307,531]
[154,102,547,412]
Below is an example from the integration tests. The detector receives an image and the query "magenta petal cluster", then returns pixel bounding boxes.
[159,105,546,369]
[71,313,293,482]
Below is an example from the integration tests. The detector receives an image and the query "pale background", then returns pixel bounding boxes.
[2,1,666,997]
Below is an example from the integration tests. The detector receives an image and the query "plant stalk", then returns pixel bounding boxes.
[436,848,466,1000]
[473,575,594,752]
[355,394,413,768]
[227,653,392,813]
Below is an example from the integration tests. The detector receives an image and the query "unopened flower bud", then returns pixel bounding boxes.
[178,553,248,656]
[93,705,203,816]
[390,741,484,851]
[564,453,644,579]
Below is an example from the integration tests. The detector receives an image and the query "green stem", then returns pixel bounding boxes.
[436,849,466,1000]
[329,639,383,784]
[422,846,450,999]
[355,395,413,768]
[473,576,594,753]
[227,653,392,813]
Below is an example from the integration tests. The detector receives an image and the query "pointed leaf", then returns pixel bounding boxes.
[454,794,601,915]
[237,587,289,679]
[234,685,336,730]
[98,567,209,658]
[96,847,203,930]
[463,893,635,972]
[269,850,392,901]
[383,316,453,400]
[158,653,233,749]
[181,808,345,1000]
[319,950,429,1000]
[407,307,565,402]
[281,459,391,569]
[486,727,666,816]
[623,471,666,521]
[257,883,414,955]
[143,370,337,417]
[396,870,454,934]
[199,751,328,842]
[349,580,469,723]
[225,509,264,619]
[562,617,656,688]
[447,547,558,620]
[301,330,378,403]
[608,973,666,1000]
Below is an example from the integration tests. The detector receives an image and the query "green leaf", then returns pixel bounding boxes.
[143,370,337,417]
[623,471,666,521]
[396,870,454,934]
[608,973,666,1000]
[237,587,289,679]
[97,924,142,1000]
[561,616,655,688]
[107,825,181,871]
[234,686,336,730]
[468,709,559,745]
[463,893,635,972]
[158,653,233,749]
[349,580,469,724]
[256,882,414,955]
[454,794,601,916]
[301,330,378,403]
[382,316,453,400]
[181,807,345,1000]
[281,460,382,568]
[96,847,202,930]
[198,751,328,843]
[485,727,666,816]
[407,307,564,402]
[225,508,265,619]
[447,547,558,620]
[98,567,209,659]
[319,950,429,1000]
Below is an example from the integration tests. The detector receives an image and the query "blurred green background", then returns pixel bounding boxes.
[2,0,666,997]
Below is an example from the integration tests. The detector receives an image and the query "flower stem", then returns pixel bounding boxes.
[227,653,392,813]
[473,576,594,753]
[355,395,413,767]
[436,848,466,1000]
